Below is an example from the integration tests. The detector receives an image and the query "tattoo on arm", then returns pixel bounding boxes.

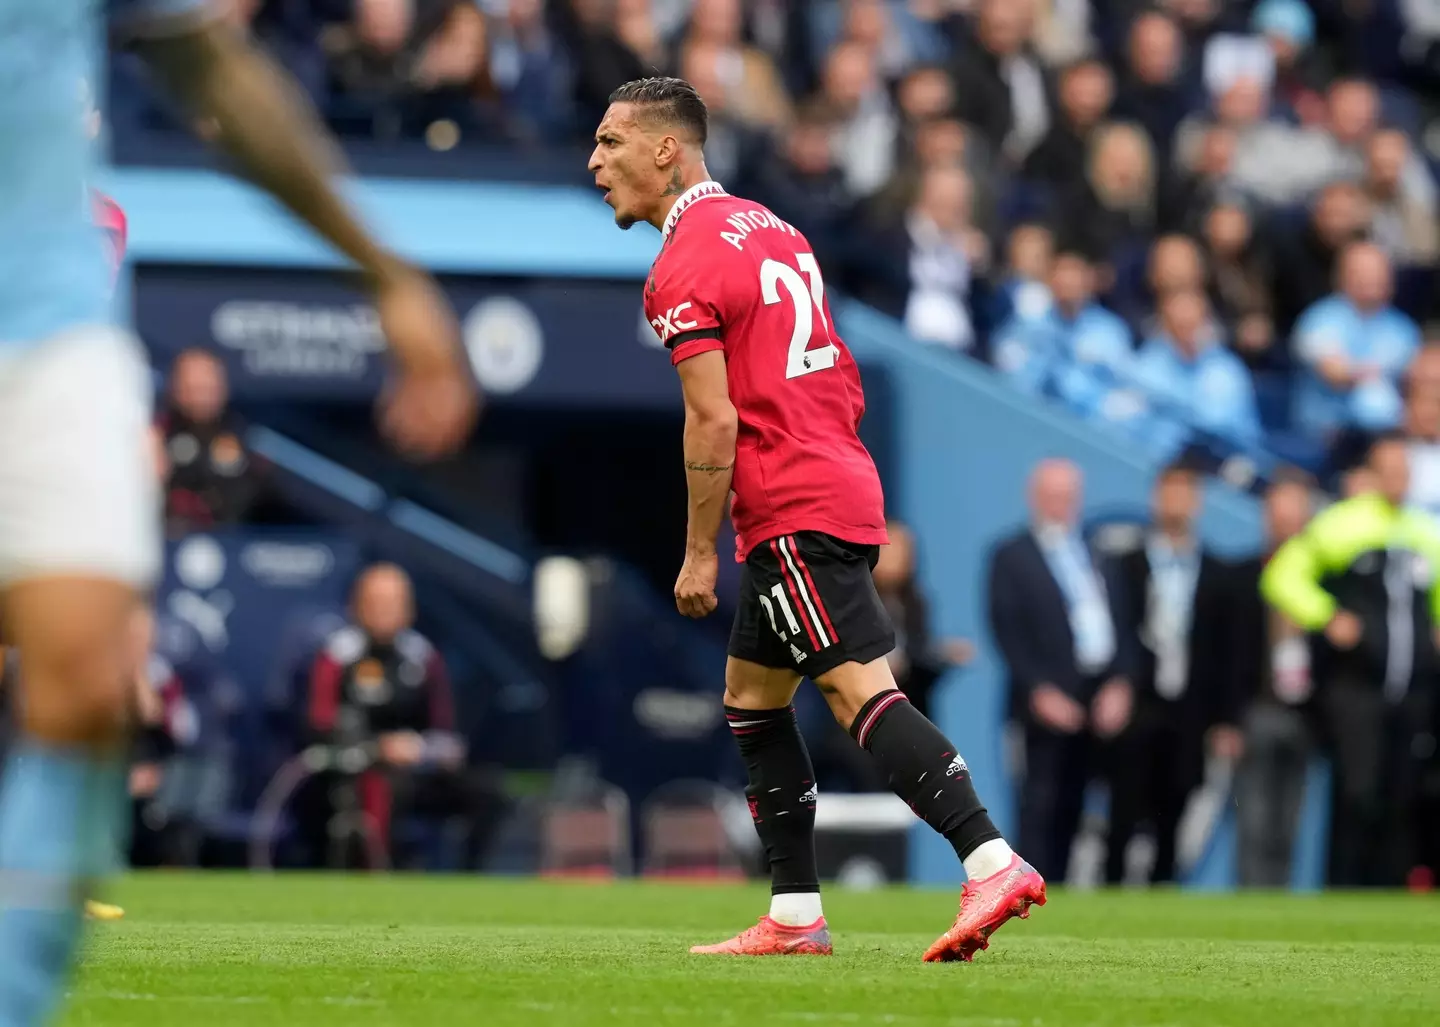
[685,460,732,474]
[662,166,685,196]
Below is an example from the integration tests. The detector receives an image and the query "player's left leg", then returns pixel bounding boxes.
[779,532,1044,962]
[0,327,158,1024]
[815,657,1045,962]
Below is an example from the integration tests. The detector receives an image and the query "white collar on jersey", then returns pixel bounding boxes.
[661,180,728,239]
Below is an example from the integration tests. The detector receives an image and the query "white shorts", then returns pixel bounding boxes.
[0,327,159,587]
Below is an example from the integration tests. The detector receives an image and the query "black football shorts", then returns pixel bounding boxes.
[727,531,896,679]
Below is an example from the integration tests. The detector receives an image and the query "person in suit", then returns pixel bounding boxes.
[987,459,1134,882]
[1107,462,1235,885]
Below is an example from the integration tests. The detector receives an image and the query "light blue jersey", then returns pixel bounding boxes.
[1292,294,1420,437]
[0,0,209,346]
[1130,333,1262,451]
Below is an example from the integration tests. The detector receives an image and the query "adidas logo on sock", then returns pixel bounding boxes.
[945,754,968,777]
[799,784,818,803]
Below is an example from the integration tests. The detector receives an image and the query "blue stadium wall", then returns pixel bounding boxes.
[109,168,1330,890]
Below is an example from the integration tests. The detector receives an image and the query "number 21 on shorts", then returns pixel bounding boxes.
[758,582,802,642]
[761,252,839,380]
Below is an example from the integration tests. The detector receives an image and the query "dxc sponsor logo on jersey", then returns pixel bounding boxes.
[650,302,698,343]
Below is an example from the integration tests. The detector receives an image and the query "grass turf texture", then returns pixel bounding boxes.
[65,875,1440,1027]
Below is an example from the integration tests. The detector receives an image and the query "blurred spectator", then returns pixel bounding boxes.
[870,63,993,224]
[488,0,575,142]
[871,112,999,236]
[1271,180,1373,336]
[560,0,649,130]
[1195,76,1330,206]
[1317,79,1434,204]
[680,41,766,185]
[614,0,663,67]
[1108,462,1232,885]
[1202,76,1436,214]
[1131,288,1262,455]
[1159,121,1238,232]
[325,0,498,141]
[1363,128,1440,268]
[1111,10,1194,163]
[830,0,948,82]
[988,221,1056,329]
[1113,231,1205,336]
[1230,474,1316,888]
[1408,341,1440,398]
[1200,199,1275,365]
[1203,0,1323,122]
[1404,358,1440,519]
[678,0,791,133]
[896,64,957,135]
[1253,0,1326,123]
[994,247,1133,402]
[1293,241,1420,440]
[851,164,986,350]
[127,605,201,868]
[1024,58,1114,187]
[1030,0,1096,67]
[750,102,851,273]
[820,40,899,198]
[307,563,505,870]
[988,459,1133,882]
[1054,122,1156,278]
[157,348,267,535]
[1160,0,1236,46]
[949,0,1052,165]
[1262,435,1440,887]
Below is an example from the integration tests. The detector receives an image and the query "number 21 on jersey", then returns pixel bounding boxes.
[760,252,839,380]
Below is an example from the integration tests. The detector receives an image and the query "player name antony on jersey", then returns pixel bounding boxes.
[716,207,800,251]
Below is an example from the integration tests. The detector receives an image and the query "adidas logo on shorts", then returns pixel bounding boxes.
[945,754,968,777]
[790,643,807,663]
[799,784,818,803]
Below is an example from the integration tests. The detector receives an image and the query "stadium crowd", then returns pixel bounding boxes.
[114,0,1440,481]
[98,0,1440,889]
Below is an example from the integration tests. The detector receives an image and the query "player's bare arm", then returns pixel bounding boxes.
[131,20,476,458]
[675,350,736,619]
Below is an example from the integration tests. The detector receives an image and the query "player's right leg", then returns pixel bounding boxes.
[689,656,832,956]
[689,551,831,957]
[0,327,157,1026]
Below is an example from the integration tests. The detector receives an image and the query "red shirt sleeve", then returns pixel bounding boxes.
[645,242,726,366]
[424,649,455,732]
[309,649,343,734]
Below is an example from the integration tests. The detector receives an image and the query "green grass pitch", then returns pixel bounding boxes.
[64,874,1440,1027]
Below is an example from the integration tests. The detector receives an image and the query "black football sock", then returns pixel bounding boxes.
[724,705,820,895]
[850,689,1001,861]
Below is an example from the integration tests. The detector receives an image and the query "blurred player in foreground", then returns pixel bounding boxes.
[0,3,476,1023]
[590,77,1044,962]
[83,99,130,925]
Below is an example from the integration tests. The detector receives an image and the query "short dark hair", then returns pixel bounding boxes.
[1157,458,1203,484]
[608,77,709,145]
[1368,429,1408,462]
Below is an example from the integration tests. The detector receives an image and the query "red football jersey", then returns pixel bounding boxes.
[646,182,887,562]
